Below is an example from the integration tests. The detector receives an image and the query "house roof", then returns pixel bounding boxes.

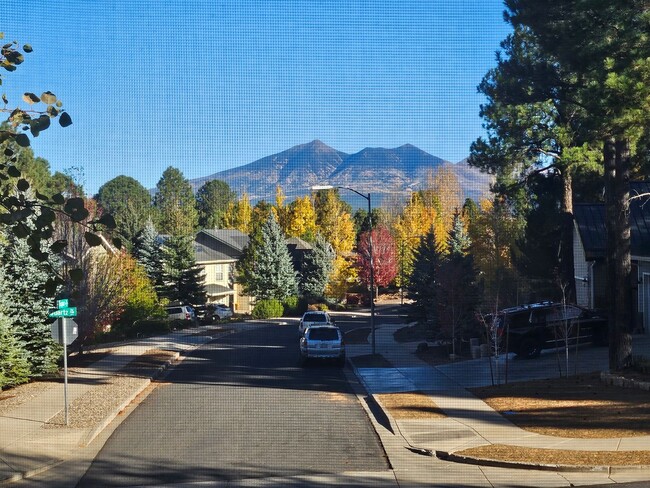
[199,229,249,252]
[574,181,650,259]
[205,284,234,296]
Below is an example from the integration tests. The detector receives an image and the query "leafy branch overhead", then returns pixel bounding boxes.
[0,33,118,294]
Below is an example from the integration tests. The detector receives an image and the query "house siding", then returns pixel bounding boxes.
[573,222,591,308]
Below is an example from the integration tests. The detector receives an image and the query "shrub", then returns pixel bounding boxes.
[282,296,308,316]
[307,303,329,311]
[132,319,171,336]
[252,299,284,319]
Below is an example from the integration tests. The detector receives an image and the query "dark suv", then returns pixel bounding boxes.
[489,302,608,359]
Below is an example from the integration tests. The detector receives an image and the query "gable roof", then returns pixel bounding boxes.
[574,181,650,259]
[199,229,249,252]
[195,229,249,263]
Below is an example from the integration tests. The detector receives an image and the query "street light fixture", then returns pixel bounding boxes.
[312,185,376,355]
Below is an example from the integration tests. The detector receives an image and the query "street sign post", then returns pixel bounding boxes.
[49,299,79,426]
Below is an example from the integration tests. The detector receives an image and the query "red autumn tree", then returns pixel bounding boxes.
[356,225,398,292]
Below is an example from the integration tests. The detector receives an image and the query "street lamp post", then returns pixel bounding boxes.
[312,185,376,355]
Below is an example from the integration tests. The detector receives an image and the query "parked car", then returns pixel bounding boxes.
[298,310,334,335]
[166,305,197,324]
[488,301,608,359]
[299,325,345,365]
[196,304,233,324]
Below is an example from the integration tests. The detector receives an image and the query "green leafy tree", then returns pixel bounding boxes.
[154,167,198,236]
[196,179,236,229]
[133,218,165,295]
[96,176,152,250]
[237,214,297,301]
[0,35,116,296]
[162,235,207,306]
[299,234,335,299]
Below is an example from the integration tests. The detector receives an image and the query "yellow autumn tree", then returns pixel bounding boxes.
[274,185,290,233]
[222,193,252,233]
[313,189,356,299]
[468,197,524,308]
[393,192,438,287]
[285,195,317,240]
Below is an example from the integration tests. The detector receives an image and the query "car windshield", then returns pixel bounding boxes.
[307,328,339,341]
[304,313,327,322]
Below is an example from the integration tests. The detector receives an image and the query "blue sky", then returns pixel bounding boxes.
[4,0,511,195]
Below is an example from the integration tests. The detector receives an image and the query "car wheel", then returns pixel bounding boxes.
[516,337,542,359]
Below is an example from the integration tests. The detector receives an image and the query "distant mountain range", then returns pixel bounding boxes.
[189,140,492,208]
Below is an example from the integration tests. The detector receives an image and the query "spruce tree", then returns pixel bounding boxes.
[408,227,442,335]
[162,235,207,306]
[0,229,60,376]
[134,218,165,295]
[237,214,297,301]
[0,312,31,389]
[447,211,471,257]
[299,234,334,299]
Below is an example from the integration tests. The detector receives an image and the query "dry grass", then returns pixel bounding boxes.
[470,373,650,438]
[457,444,650,466]
[376,392,446,420]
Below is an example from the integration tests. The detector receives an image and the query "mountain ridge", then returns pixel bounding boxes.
[188,140,492,206]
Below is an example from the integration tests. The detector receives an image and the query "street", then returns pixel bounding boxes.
[76,321,389,486]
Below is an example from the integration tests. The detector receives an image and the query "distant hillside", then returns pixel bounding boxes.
[188,140,492,208]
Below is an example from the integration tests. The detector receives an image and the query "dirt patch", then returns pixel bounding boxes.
[0,381,56,416]
[345,327,371,344]
[351,354,393,368]
[376,392,446,420]
[471,373,650,438]
[456,444,650,466]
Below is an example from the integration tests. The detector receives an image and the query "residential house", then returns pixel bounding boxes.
[573,181,650,334]
[193,229,313,314]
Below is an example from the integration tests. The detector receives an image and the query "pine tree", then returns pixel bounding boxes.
[408,227,442,335]
[162,235,207,306]
[237,214,297,301]
[0,229,60,376]
[299,234,334,299]
[134,218,165,295]
[0,312,31,389]
[447,210,471,256]
[154,166,198,236]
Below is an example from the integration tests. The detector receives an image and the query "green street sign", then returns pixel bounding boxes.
[49,307,77,318]
[57,299,69,309]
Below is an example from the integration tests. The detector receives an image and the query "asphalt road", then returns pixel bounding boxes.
[76,321,389,486]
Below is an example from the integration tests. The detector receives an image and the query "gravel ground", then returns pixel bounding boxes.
[0,381,57,416]
[44,349,178,429]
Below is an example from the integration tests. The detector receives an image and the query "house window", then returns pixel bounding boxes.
[215,264,224,281]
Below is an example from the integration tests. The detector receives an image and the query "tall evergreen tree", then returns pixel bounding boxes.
[196,179,236,229]
[0,229,60,376]
[96,175,152,250]
[408,227,442,334]
[162,235,207,306]
[299,234,335,299]
[154,167,198,236]
[237,214,297,301]
[0,312,31,389]
[447,210,471,256]
[134,218,165,295]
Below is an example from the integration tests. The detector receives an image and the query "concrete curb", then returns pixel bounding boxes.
[435,450,650,475]
[80,351,181,447]
[0,458,66,485]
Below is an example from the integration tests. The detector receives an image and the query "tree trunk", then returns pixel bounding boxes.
[604,137,633,371]
[559,171,576,303]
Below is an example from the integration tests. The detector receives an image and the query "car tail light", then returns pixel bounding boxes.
[185,312,191,320]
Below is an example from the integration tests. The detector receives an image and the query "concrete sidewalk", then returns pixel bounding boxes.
[346,308,650,487]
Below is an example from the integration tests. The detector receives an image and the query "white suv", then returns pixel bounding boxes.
[299,325,345,366]
[298,310,333,335]
[166,305,196,324]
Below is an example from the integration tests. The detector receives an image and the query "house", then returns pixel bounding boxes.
[193,229,313,314]
[194,229,252,313]
[573,181,650,334]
